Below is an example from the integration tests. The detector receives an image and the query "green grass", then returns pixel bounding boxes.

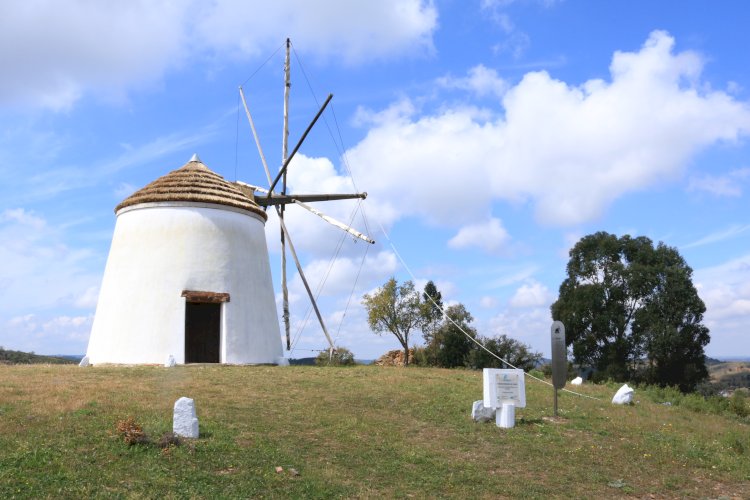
[0,365,748,498]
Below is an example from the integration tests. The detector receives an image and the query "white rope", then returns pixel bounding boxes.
[374,219,602,402]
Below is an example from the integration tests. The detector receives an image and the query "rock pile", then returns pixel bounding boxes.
[374,349,415,366]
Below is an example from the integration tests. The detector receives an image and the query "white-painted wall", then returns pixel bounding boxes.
[86,202,283,364]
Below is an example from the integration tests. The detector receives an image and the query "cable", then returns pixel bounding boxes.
[240,41,285,87]
[375,219,601,401]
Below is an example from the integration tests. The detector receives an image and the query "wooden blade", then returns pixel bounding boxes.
[239,86,273,185]
[292,200,374,244]
[267,93,333,197]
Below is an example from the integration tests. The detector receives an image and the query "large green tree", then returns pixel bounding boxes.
[362,278,423,366]
[421,280,443,344]
[551,232,710,391]
[467,335,542,372]
[428,304,477,368]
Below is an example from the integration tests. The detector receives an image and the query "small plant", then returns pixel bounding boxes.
[528,369,545,380]
[729,390,748,418]
[115,417,150,446]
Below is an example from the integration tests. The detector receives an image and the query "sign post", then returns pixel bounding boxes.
[550,321,566,417]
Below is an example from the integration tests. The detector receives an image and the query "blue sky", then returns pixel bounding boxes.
[1,1,749,360]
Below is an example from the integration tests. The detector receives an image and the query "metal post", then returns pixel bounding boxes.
[554,388,558,417]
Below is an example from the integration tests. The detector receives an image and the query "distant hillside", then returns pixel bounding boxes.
[709,361,750,390]
[0,348,77,365]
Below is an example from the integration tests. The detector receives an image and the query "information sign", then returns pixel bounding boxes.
[483,368,526,409]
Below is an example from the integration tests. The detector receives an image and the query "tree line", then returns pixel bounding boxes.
[362,278,541,370]
[361,231,712,393]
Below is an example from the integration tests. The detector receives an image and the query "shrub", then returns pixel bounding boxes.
[729,390,749,418]
[315,347,356,366]
[528,369,545,380]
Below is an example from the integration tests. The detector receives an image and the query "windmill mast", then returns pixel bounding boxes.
[281,38,291,350]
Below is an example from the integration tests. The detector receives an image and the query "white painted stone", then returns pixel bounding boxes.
[612,384,635,405]
[471,400,495,422]
[276,356,289,367]
[173,397,199,438]
[571,376,583,386]
[496,402,515,428]
[165,355,176,367]
[78,356,90,367]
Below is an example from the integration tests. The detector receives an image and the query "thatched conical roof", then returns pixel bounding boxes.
[116,156,267,220]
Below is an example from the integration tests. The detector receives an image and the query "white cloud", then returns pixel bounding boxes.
[285,251,398,320]
[480,296,498,308]
[74,286,100,309]
[682,224,750,249]
[437,65,509,99]
[0,0,189,110]
[694,254,750,357]
[484,305,551,357]
[0,209,101,316]
[346,31,750,228]
[448,218,511,254]
[509,280,553,308]
[196,0,438,64]
[0,0,438,110]
[687,167,750,197]
[2,313,93,354]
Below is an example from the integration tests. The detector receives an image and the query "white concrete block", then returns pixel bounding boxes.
[496,402,515,428]
[173,397,199,438]
[571,376,583,385]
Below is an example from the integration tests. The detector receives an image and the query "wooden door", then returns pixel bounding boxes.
[185,302,221,363]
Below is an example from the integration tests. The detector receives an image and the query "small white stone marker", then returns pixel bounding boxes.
[78,356,90,367]
[173,397,199,438]
[165,355,176,367]
[571,376,583,386]
[611,384,634,405]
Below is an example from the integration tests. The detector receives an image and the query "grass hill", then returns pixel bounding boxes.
[0,347,77,365]
[0,364,747,498]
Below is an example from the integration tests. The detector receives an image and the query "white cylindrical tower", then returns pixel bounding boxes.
[85,155,283,364]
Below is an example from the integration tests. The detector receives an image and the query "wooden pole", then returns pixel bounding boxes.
[276,207,335,350]
[280,38,291,351]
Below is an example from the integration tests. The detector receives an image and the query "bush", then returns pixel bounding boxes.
[528,369,545,380]
[315,347,356,366]
[641,385,749,421]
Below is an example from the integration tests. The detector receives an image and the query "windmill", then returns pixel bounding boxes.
[236,38,374,356]
[83,39,373,366]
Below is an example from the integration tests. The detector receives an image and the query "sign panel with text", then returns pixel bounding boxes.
[483,368,526,409]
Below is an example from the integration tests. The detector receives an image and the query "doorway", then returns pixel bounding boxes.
[184,302,221,363]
